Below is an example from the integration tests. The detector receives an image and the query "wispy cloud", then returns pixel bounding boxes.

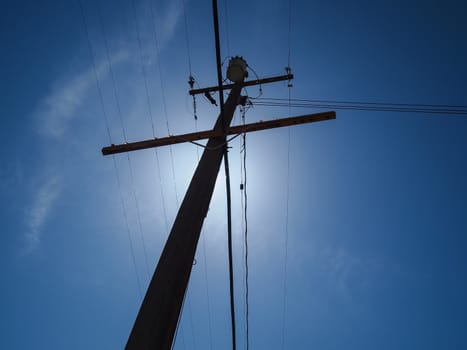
[153,0,185,49]
[35,51,127,140]
[23,176,61,254]
[25,50,127,253]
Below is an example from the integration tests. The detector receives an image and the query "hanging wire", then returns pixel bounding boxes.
[280,63,293,350]
[281,3,293,343]
[240,106,250,350]
[78,0,143,298]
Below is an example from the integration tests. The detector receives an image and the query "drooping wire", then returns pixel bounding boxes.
[280,69,293,350]
[212,1,238,348]
[224,144,237,350]
[240,106,250,350]
[78,0,143,298]
[201,229,214,350]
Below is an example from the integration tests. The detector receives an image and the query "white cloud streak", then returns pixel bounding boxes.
[152,0,185,50]
[35,51,127,140]
[23,0,184,253]
[23,176,61,254]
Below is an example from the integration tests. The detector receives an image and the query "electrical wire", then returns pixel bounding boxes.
[280,127,291,350]
[224,145,237,350]
[223,0,231,56]
[193,113,214,350]
[96,0,127,142]
[252,97,467,115]
[97,0,152,282]
[148,0,180,206]
[211,2,237,349]
[130,0,158,136]
[287,0,292,68]
[78,0,143,299]
[146,2,197,348]
[78,0,111,144]
[127,154,151,279]
[240,107,250,350]
[280,78,293,350]
[114,156,144,299]
[181,0,193,77]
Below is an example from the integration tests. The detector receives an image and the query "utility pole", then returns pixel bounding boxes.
[123,66,244,350]
[103,59,335,349]
[102,3,335,350]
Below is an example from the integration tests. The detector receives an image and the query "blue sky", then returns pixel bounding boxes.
[1,0,467,349]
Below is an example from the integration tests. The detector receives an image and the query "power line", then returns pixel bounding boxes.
[181,0,193,77]
[130,0,157,137]
[223,0,231,57]
[240,107,250,350]
[280,83,292,350]
[126,154,151,279]
[113,156,144,299]
[97,0,152,285]
[78,0,112,144]
[96,0,152,282]
[193,116,214,350]
[148,0,180,206]
[96,0,127,142]
[147,3,197,348]
[78,0,143,298]
[212,1,237,349]
[252,97,467,115]
[287,0,292,68]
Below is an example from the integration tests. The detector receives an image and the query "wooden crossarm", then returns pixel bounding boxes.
[189,74,293,95]
[102,111,335,156]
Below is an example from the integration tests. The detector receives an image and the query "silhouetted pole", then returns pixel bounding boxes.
[125,82,244,350]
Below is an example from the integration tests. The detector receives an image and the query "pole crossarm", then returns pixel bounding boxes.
[102,111,335,155]
[189,73,293,96]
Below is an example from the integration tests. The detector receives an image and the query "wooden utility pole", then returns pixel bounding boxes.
[103,69,335,349]
[122,79,243,349]
[102,3,335,350]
